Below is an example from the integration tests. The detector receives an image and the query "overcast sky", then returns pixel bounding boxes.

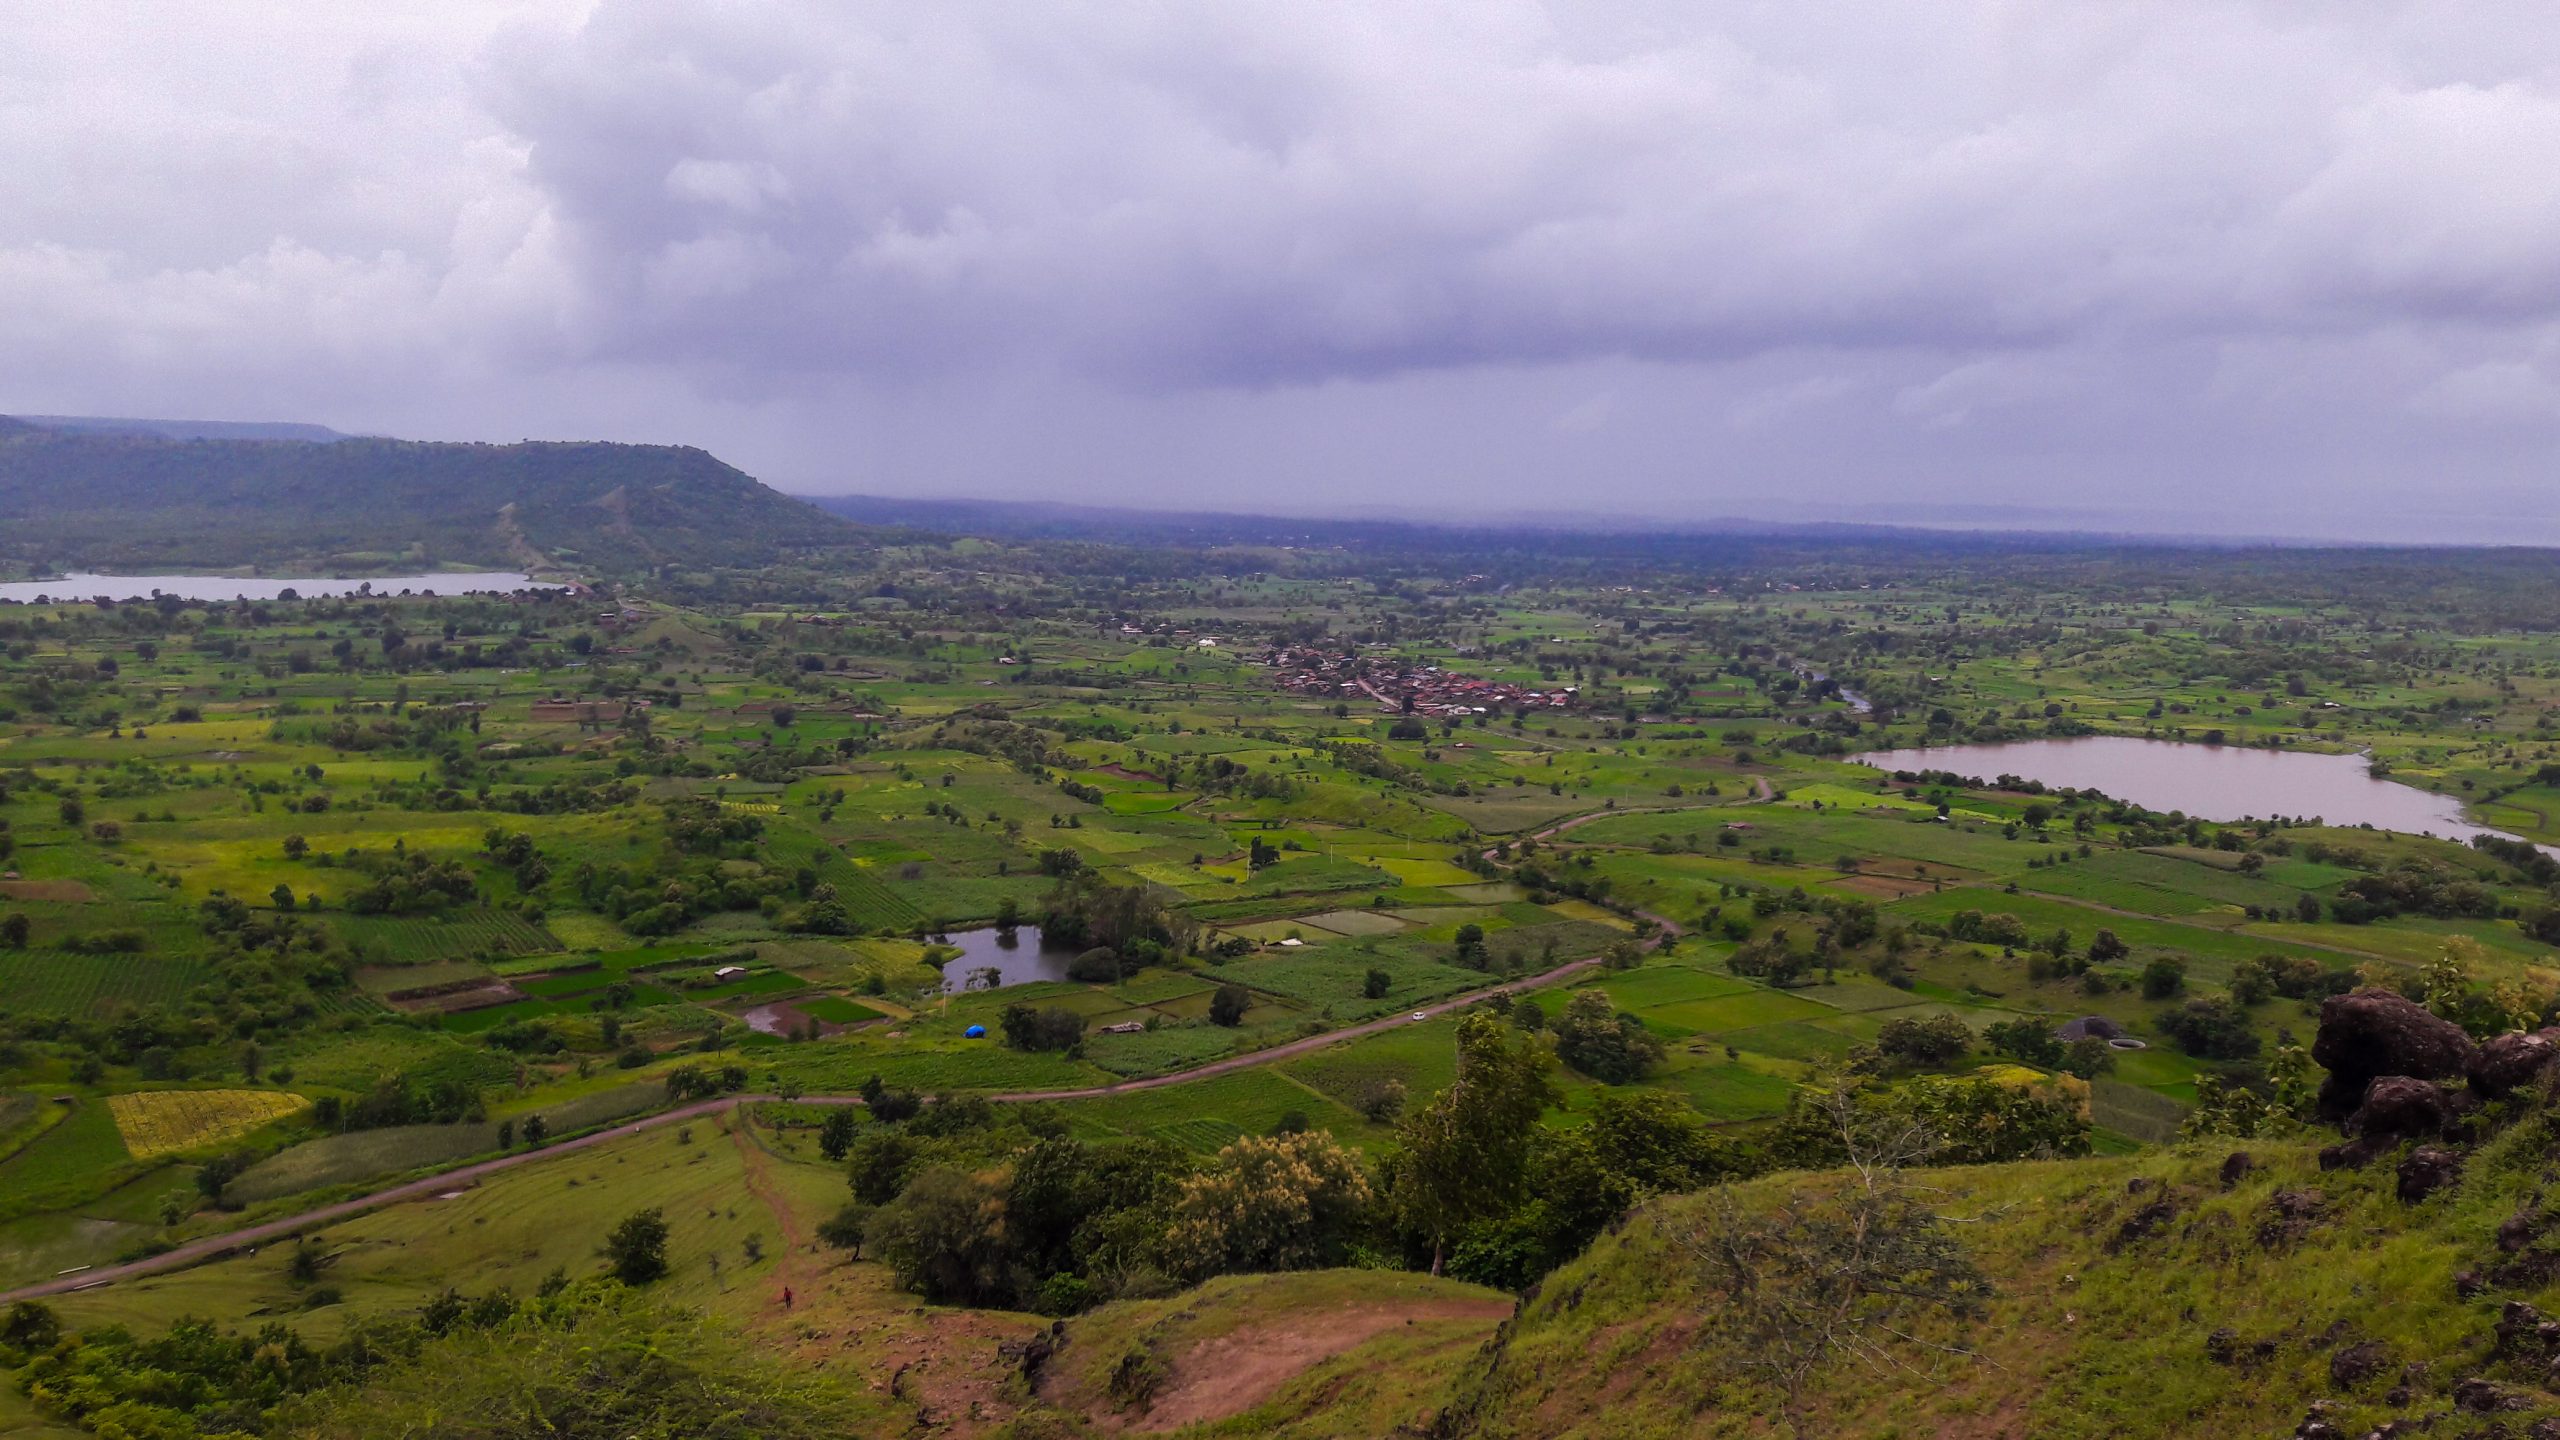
[8,2,2560,540]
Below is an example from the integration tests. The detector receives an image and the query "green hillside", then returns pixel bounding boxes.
[985,1122,2560,1440]
[0,426,853,574]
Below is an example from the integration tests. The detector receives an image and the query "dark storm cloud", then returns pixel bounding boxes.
[9,2,2560,535]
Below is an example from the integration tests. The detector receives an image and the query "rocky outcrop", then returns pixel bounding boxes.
[2312,990,2476,1120]
[2396,1146,2464,1204]
[2329,1339,2390,1389]
[2347,1075,2464,1142]
[2469,1027,2560,1100]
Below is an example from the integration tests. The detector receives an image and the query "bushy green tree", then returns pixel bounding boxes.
[1161,1132,1372,1280]
[1553,988,1664,1083]
[604,1207,670,1285]
[1389,1011,1558,1274]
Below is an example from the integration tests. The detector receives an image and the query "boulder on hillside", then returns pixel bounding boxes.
[2329,1339,2391,1389]
[2346,1075,2464,1142]
[2469,1027,2560,1100]
[2397,1146,2464,1204]
[2312,990,2476,1119]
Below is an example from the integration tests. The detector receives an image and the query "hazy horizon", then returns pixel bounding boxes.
[11,4,2560,544]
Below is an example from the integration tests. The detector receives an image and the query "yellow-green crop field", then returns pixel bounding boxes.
[105,1089,309,1159]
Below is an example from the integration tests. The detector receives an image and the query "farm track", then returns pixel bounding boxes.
[0,947,1629,1306]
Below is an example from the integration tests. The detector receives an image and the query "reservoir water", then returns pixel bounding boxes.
[933,925,1082,992]
[1858,735,2525,849]
[0,571,551,603]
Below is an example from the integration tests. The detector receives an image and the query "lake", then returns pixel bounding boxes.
[1858,735,2526,849]
[933,925,1082,992]
[0,571,552,603]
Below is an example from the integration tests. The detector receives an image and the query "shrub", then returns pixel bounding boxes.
[1209,984,1251,1027]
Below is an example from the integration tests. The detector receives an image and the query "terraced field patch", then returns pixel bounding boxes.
[0,953,212,1018]
[105,1089,308,1159]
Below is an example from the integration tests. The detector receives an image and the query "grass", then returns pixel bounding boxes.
[1082,1025,1243,1077]
[224,1083,667,1205]
[52,1118,832,1339]
[0,1099,149,1223]
[1057,1069,1374,1151]
[1211,951,1494,1018]
[1453,1127,2560,1440]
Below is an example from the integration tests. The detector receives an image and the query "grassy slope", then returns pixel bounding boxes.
[1434,1130,2560,1439]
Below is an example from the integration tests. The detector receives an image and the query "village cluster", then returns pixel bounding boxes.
[1257,643,1576,717]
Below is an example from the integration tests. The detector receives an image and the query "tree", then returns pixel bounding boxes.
[604,1207,671,1285]
[2181,1074,2290,1140]
[865,1166,1014,1304]
[0,1300,59,1353]
[1552,988,1664,1083]
[1362,967,1391,1000]
[2157,995,2260,1060]
[1676,1091,1994,1440]
[1350,1077,1407,1123]
[2139,955,2187,1000]
[818,1202,874,1257]
[1390,1011,1558,1274]
[520,1113,548,1148]
[0,913,26,950]
[2059,1035,2118,1079]
[1584,1088,1737,1195]
[1161,1132,1373,1281]
[1874,1013,1973,1070]
[847,1129,920,1205]
[2087,928,2129,963]
[1452,923,1489,969]
[1209,984,1251,1027]
[281,833,308,861]
[1983,1018,2063,1069]
[1066,946,1125,982]
[1000,1002,1087,1052]
[819,1106,859,1163]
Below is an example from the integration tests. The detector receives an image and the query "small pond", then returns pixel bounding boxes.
[1858,735,2528,849]
[0,571,553,603]
[933,925,1083,992]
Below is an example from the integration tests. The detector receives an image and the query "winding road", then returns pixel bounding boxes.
[0,946,1623,1306]
[3,790,1727,1308]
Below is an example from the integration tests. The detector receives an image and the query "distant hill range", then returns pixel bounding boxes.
[0,419,853,576]
[13,414,356,443]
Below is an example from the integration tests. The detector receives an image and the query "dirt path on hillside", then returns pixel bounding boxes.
[729,1116,816,1315]
[1130,1294,1516,1433]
